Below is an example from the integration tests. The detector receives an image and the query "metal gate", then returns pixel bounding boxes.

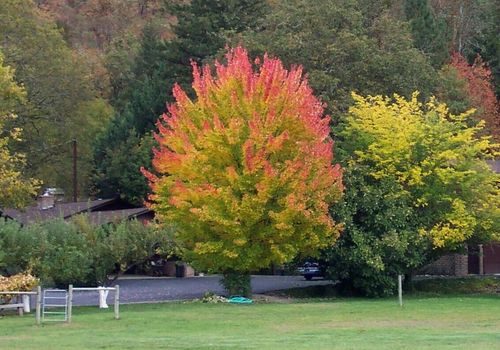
[42,289,68,322]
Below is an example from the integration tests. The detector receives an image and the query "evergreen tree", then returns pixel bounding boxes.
[404,0,451,67]
[127,0,267,133]
[239,0,438,115]
[92,0,267,202]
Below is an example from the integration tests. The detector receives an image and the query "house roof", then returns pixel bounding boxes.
[2,198,117,225]
[86,207,152,226]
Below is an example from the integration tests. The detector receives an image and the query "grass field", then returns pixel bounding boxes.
[1,295,499,349]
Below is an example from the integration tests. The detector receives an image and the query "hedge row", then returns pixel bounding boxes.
[0,215,174,287]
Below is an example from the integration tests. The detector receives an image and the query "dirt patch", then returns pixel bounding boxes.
[252,294,295,303]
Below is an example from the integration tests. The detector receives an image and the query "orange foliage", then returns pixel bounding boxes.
[143,47,343,272]
[450,52,499,141]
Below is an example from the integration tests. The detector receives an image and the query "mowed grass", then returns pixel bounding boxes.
[1,296,499,350]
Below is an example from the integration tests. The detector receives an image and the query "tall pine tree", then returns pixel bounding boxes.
[92,0,267,203]
[405,0,450,67]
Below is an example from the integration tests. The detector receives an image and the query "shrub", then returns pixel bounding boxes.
[0,219,41,276]
[221,272,252,297]
[37,219,93,287]
[0,272,38,304]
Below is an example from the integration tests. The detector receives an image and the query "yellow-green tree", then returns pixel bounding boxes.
[326,92,499,296]
[0,54,39,208]
[144,47,343,295]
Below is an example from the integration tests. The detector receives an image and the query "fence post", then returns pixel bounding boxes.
[17,295,23,316]
[68,284,73,323]
[398,275,403,307]
[114,285,120,320]
[35,286,41,325]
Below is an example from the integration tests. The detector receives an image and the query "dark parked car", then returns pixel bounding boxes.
[297,262,323,280]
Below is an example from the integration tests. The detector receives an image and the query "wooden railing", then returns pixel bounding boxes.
[0,286,42,324]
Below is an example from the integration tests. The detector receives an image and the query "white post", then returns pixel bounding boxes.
[68,284,73,323]
[398,275,403,307]
[98,287,109,309]
[22,294,30,313]
[114,285,120,320]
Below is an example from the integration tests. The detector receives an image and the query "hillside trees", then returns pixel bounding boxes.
[37,0,176,99]
[325,93,499,296]
[430,0,500,96]
[144,47,343,296]
[238,0,438,116]
[0,0,113,198]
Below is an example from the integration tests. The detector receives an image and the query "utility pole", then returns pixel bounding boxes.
[72,139,77,202]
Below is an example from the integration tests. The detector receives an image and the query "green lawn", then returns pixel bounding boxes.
[1,296,499,350]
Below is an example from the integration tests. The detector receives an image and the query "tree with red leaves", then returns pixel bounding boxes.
[143,47,343,295]
[450,52,499,141]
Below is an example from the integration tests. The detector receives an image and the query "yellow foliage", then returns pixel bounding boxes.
[0,272,39,304]
[346,92,499,249]
[0,53,40,208]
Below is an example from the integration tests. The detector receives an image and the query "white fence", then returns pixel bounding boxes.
[0,285,120,324]
[68,285,120,323]
[0,286,42,324]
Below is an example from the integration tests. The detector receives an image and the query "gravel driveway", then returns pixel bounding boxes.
[70,275,332,306]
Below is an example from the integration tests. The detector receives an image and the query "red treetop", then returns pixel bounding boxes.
[450,52,499,141]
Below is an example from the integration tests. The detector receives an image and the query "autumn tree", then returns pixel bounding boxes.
[0,53,39,209]
[325,93,499,296]
[144,47,343,296]
[447,52,499,141]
